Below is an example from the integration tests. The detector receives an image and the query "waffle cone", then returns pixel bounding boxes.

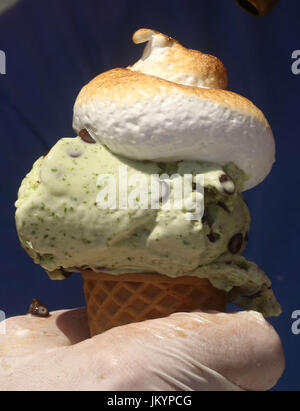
[81,270,228,337]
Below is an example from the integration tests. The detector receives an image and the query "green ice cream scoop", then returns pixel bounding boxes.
[15,136,281,316]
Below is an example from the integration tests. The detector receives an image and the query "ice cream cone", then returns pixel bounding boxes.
[81,270,228,337]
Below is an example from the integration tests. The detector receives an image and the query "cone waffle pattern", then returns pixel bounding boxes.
[81,271,228,336]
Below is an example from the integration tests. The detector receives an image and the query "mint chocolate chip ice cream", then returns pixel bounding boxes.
[15,135,281,316]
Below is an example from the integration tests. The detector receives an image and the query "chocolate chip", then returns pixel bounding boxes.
[79,129,96,144]
[228,233,243,254]
[159,180,170,205]
[68,151,82,158]
[217,202,230,213]
[202,208,214,227]
[201,209,208,225]
[219,174,229,183]
[219,174,235,195]
[43,151,49,157]
[60,268,72,279]
[28,299,50,318]
[158,162,166,171]
[207,232,220,243]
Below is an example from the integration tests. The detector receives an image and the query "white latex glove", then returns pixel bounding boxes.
[0,308,284,391]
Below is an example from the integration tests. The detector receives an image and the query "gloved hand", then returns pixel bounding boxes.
[0,308,284,391]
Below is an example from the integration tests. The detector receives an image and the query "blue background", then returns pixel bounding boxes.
[0,0,299,390]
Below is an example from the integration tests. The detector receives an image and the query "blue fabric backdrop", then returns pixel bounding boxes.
[0,0,299,390]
